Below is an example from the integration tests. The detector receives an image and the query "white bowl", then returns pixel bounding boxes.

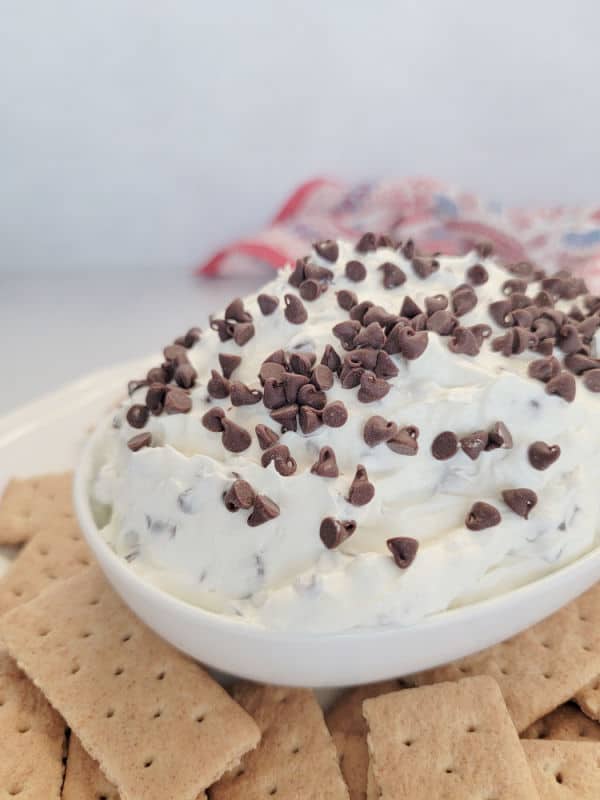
[75,424,600,687]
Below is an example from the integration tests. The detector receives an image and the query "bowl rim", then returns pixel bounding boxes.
[75,418,600,644]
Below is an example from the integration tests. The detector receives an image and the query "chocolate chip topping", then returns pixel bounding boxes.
[333,319,361,350]
[147,365,171,384]
[164,387,192,415]
[347,465,375,506]
[127,432,152,452]
[502,488,538,519]
[584,369,600,392]
[221,418,252,453]
[224,297,252,323]
[379,262,406,289]
[202,406,226,432]
[207,370,230,399]
[259,360,286,385]
[400,295,422,319]
[386,537,419,568]
[345,260,367,282]
[297,383,327,410]
[448,326,480,356]
[401,239,415,259]
[223,480,256,512]
[486,421,513,450]
[460,431,488,460]
[322,401,348,428]
[174,326,202,348]
[528,356,561,383]
[363,416,398,447]
[263,378,286,410]
[270,404,299,432]
[412,257,439,279]
[232,322,255,346]
[397,327,428,360]
[349,300,374,323]
[425,294,449,315]
[427,309,458,335]
[309,446,338,478]
[218,353,242,380]
[489,299,513,328]
[565,352,600,375]
[312,364,334,391]
[528,441,561,470]
[354,322,386,350]
[320,518,356,549]
[230,381,262,406]
[431,431,459,461]
[173,363,197,390]
[255,423,280,450]
[358,371,391,403]
[374,350,399,379]
[299,406,322,434]
[257,293,279,316]
[283,372,309,404]
[146,383,168,415]
[126,404,149,429]
[355,232,377,253]
[210,318,234,342]
[466,264,489,286]
[387,425,419,455]
[313,239,339,262]
[163,344,189,364]
[261,444,297,476]
[247,495,280,527]
[284,294,308,325]
[466,501,501,531]
[321,345,343,375]
[336,289,358,311]
[545,371,576,402]
[452,285,478,317]
[299,279,323,302]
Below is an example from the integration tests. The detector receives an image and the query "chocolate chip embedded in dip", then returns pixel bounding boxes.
[91,236,600,632]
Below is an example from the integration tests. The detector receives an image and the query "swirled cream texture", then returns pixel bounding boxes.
[91,241,600,632]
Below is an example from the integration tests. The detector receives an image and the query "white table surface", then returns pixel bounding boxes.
[1,271,263,416]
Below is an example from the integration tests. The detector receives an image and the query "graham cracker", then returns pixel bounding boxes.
[363,676,539,799]
[0,566,260,800]
[0,515,92,617]
[575,677,600,722]
[411,583,600,732]
[211,683,349,799]
[523,740,600,799]
[326,681,405,800]
[0,649,66,799]
[0,472,74,545]
[522,702,600,741]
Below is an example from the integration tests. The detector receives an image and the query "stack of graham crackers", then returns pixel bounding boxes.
[2,474,600,798]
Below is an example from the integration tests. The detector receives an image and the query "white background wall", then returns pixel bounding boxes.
[2,0,600,275]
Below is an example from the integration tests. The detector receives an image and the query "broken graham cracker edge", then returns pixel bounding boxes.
[364,677,539,800]
[0,566,260,800]
[0,472,75,545]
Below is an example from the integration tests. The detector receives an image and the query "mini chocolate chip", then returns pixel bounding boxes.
[221,419,252,452]
[223,480,255,512]
[354,322,386,350]
[387,425,419,455]
[502,488,538,519]
[569,305,585,322]
[164,387,192,414]
[176,326,202,348]
[492,327,537,357]
[202,406,226,432]
[386,537,419,568]
[299,406,322,434]
[207,370,230,399]
[448,326,480,356]
[297,383,327,410]
[347,465,375,506]
[128,378,148,396]
[377,234,396,248]
[163,344,189,364]
[489,299,513,327]
[299,279,323,302]
[347,348,377,370]
[127,432,152,452]
[283,372,309,404]
[126,404,149,429]
[345,260,367,282]
[260,359,287,384]
[528,441,561,470]
[263,378,287,409]
[475,241,494,258]
[412,257,439,279]
[320,517,356,549]
[427,309,457,335]
[585,294,600,313]
[218,353,242,380]
[410,312,428,332]
[321,345,343,375]
[270,404,299,432]
[349,300,375,323]
[564,352,600,374]
[336,289,358,311]
[312,363,334,390]
[363,305,399,329]
[578,316,600,341]
[558,323,584,355]
[401,239,416,259]
[358,371,390,403]
[311,446,339,478]
[508,261,535,279]
[535,338,555,356]
[332,319,361,350]
[261,444,297,476]
[398,328,428,360]
[383,321,410,355]
[284,294,308,325]
[146,383,167,415]
[289,351,316,376]
[147,366,169,384]
[225,297,252,323]
[425,294,449,315]
[363,416,398,447]
[584,369,600,392]
[233,322,255,346]
[431,431,458,461]
[230,381,262,406]
[322,401,348,428]
[545,371,576,402]
[175,363,197,389]
[469,324,493,346]
[466,264,489,285]
[379,262,406,288]
[314,239,339,262]
[452,286,478,317]
[511,308,535,328]
[340,364,364,389]
[355,232,377,253]
[247,495,280,527]
[533,290,554,307]
[400,296,422,319]
[257,293,279,315]
[528,356,561,383]
[305,262,334,281]
[466,502,501,531]
[460,431,488,460]
[210,318,235,342]
[486,421,513,450]
[374,350,399,379]
[255,423,280,450]
[266,348,288,366]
